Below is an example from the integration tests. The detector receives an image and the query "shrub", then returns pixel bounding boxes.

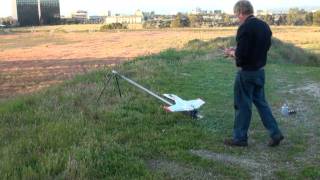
[100,23,127,31]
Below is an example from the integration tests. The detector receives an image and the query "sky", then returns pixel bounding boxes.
[0,0,319,17]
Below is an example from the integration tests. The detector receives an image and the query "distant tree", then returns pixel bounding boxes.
[219,13,233,26]
[274,14,287,25]
[288,8,299,25]
[171,13,190,28]
[159,20,171,28]
[261,14,275,25]
[143,21,156,29]
[0,17,15,26]
[305,12,314,25]
[188,14,203,27]
[281,15,288,25]
[288,8,307,25]
[314,10,320,26]
[223,14,232,25]
[170,15,180,28]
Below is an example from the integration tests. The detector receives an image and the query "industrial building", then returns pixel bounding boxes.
[39,0,60,25]
[12,0,60,26]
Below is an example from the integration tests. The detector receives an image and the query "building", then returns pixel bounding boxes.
[39,0,60,24]
[71,10,88,22]
[105,10,144,25]
[89,16,105,24]
[12,0,60,26]
[12,0,40,26]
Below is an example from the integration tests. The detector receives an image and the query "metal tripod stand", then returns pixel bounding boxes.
[97,71,123,102]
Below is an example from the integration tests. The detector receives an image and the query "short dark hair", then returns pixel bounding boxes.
[234,0,254,15]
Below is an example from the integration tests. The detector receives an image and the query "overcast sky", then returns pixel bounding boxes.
[0,0,319,17]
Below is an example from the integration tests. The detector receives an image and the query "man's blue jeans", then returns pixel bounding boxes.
[233,69,282,142]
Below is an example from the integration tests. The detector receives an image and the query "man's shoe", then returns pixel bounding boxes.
[224,139,248,147]
[268,135,284,147]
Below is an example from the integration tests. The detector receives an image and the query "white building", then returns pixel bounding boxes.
[105,10,144,24]
[71,10,88,21]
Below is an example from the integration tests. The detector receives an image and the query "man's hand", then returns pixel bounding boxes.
[224,47,236,58]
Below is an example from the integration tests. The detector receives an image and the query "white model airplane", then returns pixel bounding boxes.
[162,94,205,112]
[98,70,206,119]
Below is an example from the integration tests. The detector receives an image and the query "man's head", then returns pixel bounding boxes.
[233,0,254,24]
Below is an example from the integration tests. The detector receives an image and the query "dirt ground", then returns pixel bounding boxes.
[0,29,236,98]
[1,27,320,99]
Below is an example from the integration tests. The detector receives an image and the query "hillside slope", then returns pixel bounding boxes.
[0,37,319,179]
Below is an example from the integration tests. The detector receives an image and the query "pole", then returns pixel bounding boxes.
[112,70,173,106]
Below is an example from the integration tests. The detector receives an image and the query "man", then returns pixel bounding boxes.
[224,0,284,147]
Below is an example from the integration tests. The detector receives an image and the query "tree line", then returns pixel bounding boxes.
[145,9,320,28]
[259,8,320,26]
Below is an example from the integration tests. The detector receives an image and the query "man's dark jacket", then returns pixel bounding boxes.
[235,15,272,71]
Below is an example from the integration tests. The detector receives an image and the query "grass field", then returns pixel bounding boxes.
[1,32,320,178]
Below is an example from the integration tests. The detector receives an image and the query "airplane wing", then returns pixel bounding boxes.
[163,94,183,102]
[185,99,205,109]
[163,98,205,112]
[164,103,194,112]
